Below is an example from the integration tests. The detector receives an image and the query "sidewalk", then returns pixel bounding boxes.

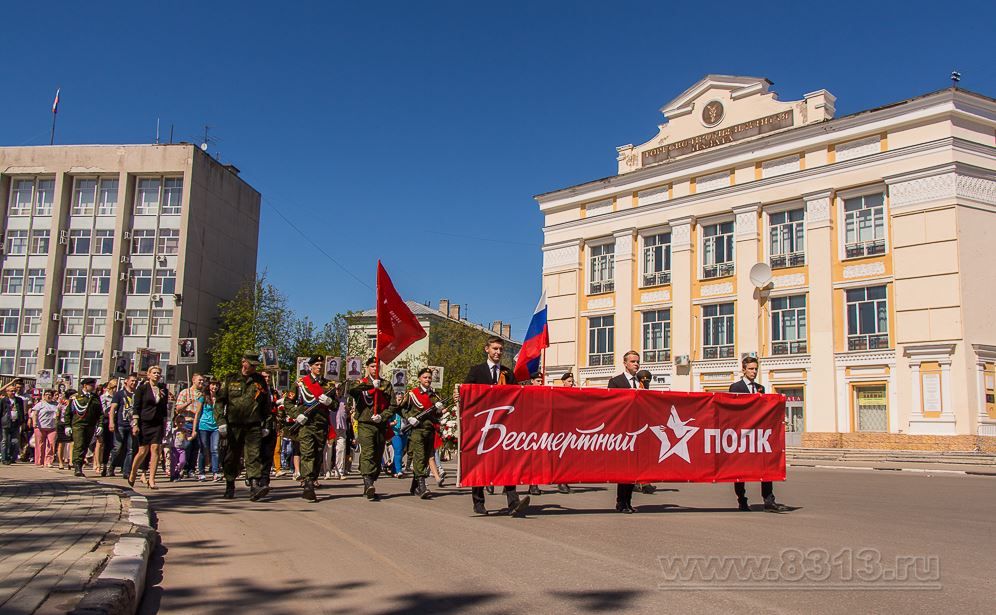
[0,464,155,615]
[787,448,996,476]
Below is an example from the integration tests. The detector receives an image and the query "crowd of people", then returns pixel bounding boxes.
[0,358,451,499]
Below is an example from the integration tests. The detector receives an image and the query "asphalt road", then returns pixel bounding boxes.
[136,467,994,614]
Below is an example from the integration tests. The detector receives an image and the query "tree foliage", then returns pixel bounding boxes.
[427,319,516,397]
[208,273,293,376]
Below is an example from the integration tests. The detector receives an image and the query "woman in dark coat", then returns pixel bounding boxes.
[128,366,169,489]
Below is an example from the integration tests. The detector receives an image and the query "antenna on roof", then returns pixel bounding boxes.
[951,70,961,88]
[155,118,160,145]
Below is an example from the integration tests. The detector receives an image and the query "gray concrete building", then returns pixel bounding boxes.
[0,144,260,384]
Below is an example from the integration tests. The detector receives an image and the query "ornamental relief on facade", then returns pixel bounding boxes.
[700,282,734,297]
[842,262,886,278]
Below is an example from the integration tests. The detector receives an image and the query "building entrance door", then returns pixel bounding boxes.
[779,387,805,447]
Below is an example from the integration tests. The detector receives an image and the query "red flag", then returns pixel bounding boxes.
[376,261,426,366]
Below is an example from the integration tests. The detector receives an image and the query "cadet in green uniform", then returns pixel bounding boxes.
[69,378,103,476]
[348,357,394,501]
[290,356,335,502]
[216,353,271,501]
[399,367,444,499]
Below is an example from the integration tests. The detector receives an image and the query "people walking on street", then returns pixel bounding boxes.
[348,357,394,501]
[216,353,271,501]
[192,379,221,481]
[55,391,74,470]
[128,366,169,489]
[174,374,206,479]
[291,356,336,502]
[399,367,444,499]
[607,351,641,514]
[69,379,103,477]
[94,378,117,476]
[108,374,138,478]
[276,388,301,479]
[1,384,25,465]
[30,390,59,467]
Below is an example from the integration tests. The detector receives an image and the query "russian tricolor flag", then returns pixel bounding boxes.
[514,290,549,382]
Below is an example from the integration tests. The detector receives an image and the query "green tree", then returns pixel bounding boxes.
[426,319,518,397]
[208,273,293,376]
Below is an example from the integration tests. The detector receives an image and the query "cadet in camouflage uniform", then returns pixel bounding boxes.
[398,367,445,499]
[216,353,271,500]
[68,378,103,477]
[348,357,394,501]
[289,356,336,501]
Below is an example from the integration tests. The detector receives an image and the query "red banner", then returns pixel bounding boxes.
[458,385,785,486]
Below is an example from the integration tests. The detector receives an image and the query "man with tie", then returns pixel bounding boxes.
[607,351,642,513]
[728,356,789,512]
[462,336,530,517]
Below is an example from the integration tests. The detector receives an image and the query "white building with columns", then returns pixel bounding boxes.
[536,75,996,450]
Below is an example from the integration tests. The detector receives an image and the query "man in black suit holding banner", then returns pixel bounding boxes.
[463,336,530,517]
[729,356,789,512]
[607,350,642,514]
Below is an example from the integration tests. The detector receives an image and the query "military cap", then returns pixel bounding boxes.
[308,356,323,365]
[242,352,261,365]
[80,377,97,387]
[365,356,377,366]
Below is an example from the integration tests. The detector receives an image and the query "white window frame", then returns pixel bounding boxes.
[34,179,55,216]
[68,229,92,255]
[22,309,42,334]
[8,179,35,216]
[766,204,806,269]
[702,302,735,359]
[845,285,889,352]
[161,178,183,215]
[838,185,888,260]
[26,269,46,294]
[97,178,118,216]
[641,308,671,363]
[770,294,807,355]
[640,228,672,288]
[154,269,176,294]
[587,239,615,295]
[0,308,19,334]
[1,269,24,294]
[60,308,84,335]
[63,268,88,295]
[89,269,111,294]
[587,314,615,366]
[5,230,28,255]
[72,178,97,216]
[30,230,50,255]
[17,350,37,377]
[135,178,161,215]
[82,351,103,378]
[151,309,173,336]
[157,229,180,254]
[128,269,153,295]
[0,350,14,375]
[86,309,107,336]
[57,350,80,376]
[131,229,156,255]
[699,218,735,280]
[93,230,114,255]
[124,309,149,336]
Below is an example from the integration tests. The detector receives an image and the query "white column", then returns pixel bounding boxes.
[613,228,636,362]
[805,190,838,433]
[670,216,694,391]
[733,203,760,356]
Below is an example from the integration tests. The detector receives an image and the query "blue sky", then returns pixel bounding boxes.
[2,1,993,338]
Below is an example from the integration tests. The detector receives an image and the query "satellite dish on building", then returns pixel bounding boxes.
[749,262,773,288]
[200,142,209,152]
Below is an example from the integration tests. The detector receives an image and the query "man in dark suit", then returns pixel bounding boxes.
[607,350,642,513]
[462,336,530,517]
[1,383,25,464]
[729,356,788,512]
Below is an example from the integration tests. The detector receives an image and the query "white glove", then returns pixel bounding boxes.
[407,417,419,426]
[318,394,333,406]
[372,379,381,388]
[434,401,445,410]
[217,424,227,436]
[65,426,72,436]
[371,414,383,423]
[295,414,308,425]
[261,428,271,438]
[95,426,103,437]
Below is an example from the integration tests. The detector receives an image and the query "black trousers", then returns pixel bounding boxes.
[616,483,634,506]
[734,481,773,500]
[472,486,519,507]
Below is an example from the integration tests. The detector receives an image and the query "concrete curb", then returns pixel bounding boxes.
[788,462,996,477]
[72,490,157,615]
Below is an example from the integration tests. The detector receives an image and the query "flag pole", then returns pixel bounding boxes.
[373,260,381,414]
[50,87,60,145]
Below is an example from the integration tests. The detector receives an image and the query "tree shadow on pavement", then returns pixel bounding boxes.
[366,590,503,615]
[548,589,648,612]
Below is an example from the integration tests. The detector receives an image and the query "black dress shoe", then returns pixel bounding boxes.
[302,479,317,502]
[640,484,657,494]
[485,486,495,495]
[615,503,636,514]
[223,481,236,499]
[738,499,751,512]
[473,503,489,516]
[557,484,571,494]
[764,498,789,512]
[509,495,531,517]
[528,485,542,496]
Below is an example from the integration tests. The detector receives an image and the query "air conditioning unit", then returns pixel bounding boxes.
[119,272,129,281]
[51,313,61,321]
[120,256,130,264]
[114,311,124,322]
[58,231,68,245]
[156,255,167,265]
[675,355,690,367]
[151,294,161,302]
[123,231,131,240]
[46,347,55,356]
[111,350,122,358]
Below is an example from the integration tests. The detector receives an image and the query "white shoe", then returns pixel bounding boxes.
[213,474,221,482]
[324,471,333,479]
[274,470,288,477]
[197,474,207,481]
[293,473,300,481]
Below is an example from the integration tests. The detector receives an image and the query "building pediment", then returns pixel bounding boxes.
[617,75,835,173]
